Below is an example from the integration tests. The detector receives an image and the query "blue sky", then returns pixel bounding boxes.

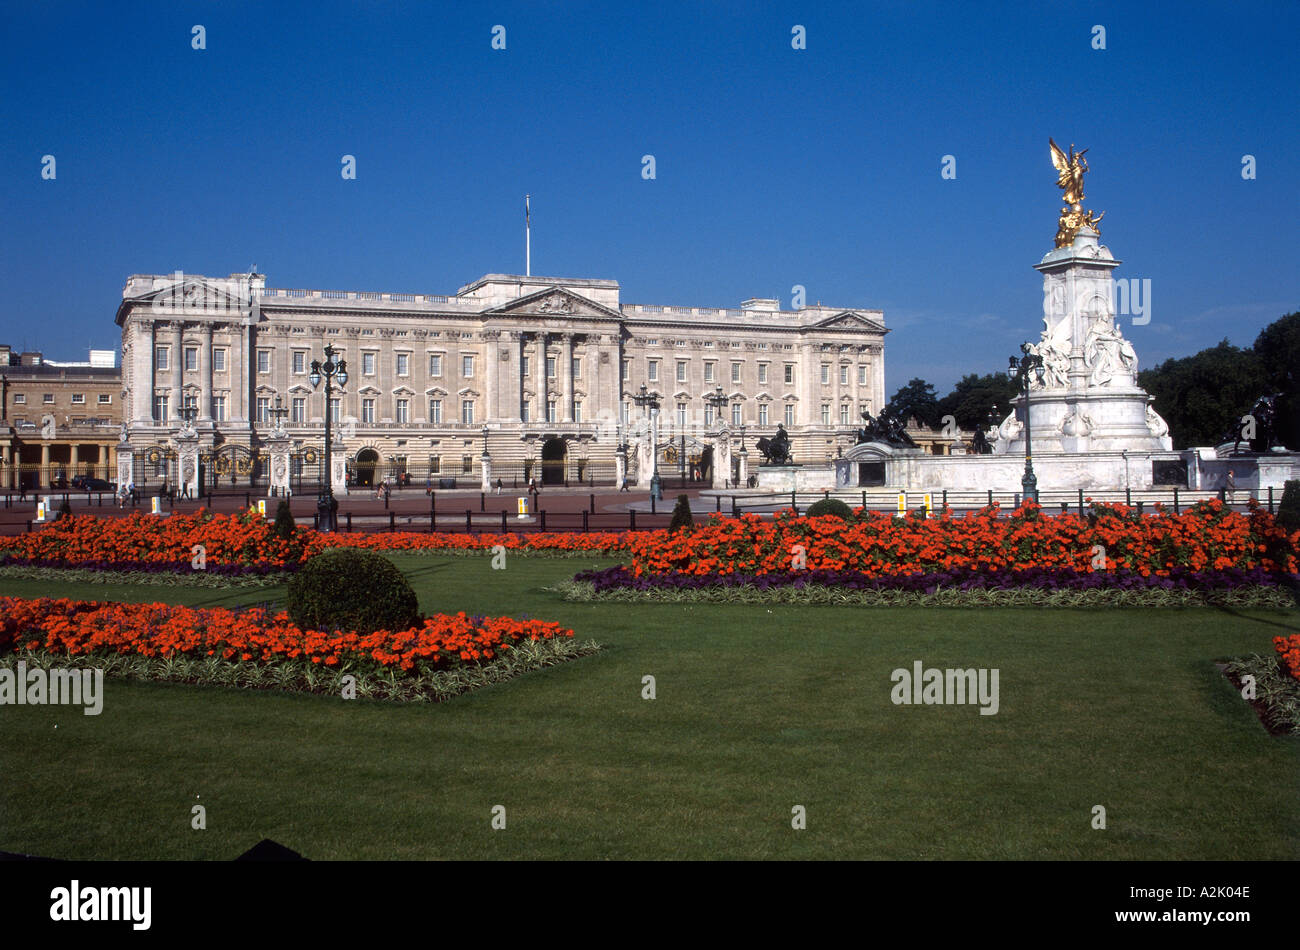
[1,0,1296,394]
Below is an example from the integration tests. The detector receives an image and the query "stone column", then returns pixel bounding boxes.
[615,443,627,489]
[484,331,499,423]
[480,452,492,492]
[176,434,200,499]
[70,443,80,476]
[535,332,548,419]
[199,323,213,421]
[331,455,347,495]
[737,448,749,487]
[137,320,156,423]
[39,443,50,488]
[561,334,574,423]
[516,331,528,421]
[266,436,290,497]
[171,322,184,422]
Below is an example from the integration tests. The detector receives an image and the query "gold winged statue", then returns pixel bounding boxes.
[1049,138,1105,247]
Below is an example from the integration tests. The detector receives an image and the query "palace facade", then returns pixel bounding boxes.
[0,345,121,490]
[116,271,887,488]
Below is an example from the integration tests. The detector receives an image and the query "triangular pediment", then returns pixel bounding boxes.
[485,286,620,320]
[131,278,250,313]
[811,310,887,333]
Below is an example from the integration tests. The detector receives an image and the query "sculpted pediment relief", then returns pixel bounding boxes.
[811,311,887,333]
[488,286,619,320]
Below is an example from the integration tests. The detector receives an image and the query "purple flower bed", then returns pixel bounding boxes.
[574,564,1300,594]
[0,555,298,577]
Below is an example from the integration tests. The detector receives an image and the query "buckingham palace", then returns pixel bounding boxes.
[115,270,887,491]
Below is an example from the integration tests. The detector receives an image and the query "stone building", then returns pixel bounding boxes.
[115,270,887,490]
[0,345,121,490]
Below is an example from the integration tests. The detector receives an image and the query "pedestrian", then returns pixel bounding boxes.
[128,481,137,505]
[1225,468,1236,502]
[495,477,503,495]
[425,474,432,495]
[619,475,629,492]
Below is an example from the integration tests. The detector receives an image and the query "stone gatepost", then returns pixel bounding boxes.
[175,434,200,499]
[737,448,749,488]
[267,436,291,497]
[713,428,732,489]
[615,444,627,489]
[480,453,492,492]
[636,430,653,489]
[331,455,348,495]
[115,441,134,492]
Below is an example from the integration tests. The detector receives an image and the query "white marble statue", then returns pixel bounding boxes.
[1084,319,1137,387]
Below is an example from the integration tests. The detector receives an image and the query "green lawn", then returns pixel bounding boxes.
[2,554,1298,860]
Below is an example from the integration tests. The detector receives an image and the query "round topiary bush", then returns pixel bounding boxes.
[286,548,420,634]
[669,494,694,534]
[805,497,853,520]
[273,499,296,540]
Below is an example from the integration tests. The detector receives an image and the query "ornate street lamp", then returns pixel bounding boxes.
[631,383,662,500]
[309,344,348,531]
[1008,343,1046,503]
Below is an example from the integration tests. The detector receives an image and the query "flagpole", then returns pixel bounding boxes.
[525,194,531,277]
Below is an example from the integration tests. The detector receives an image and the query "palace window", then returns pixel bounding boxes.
[396,353,409,377]
[98,394,111,405]
[622,359,631,381]
[759,403,769,425]
[521,401,530,423]
[546,356,556,379]
[572,358,581,378]
[43,393,54,404]
[522,355,531,376]
[212,349,226,372]
[784,364,795,385]
[184,347,198,371]
[429,455,441,475]
[785,404,795,426]
[363,352,376,376]
[256,397,270,422]
[677,402,687,427]
[292,398,305,423]
[461,400,474,424]
[396,398,409,424]
[676,361,687,383]
[329,398,340,423]
[362,399,375,423]
[429,399,442,423]
[546,401,556,423]
[213,396,227,422]
[704,406,714,426]
[820,364,830,385]
[840,404,850,425]
[821,404,830,425]
[731,404,742,427]
[462,355,474,378]
[257,350,270,374]
[12,393,24,404]
[704,362,715,383]
[758,363,768,384]
[840,365,848,385]
[429,354,443,377]
[462,456,474,475]
[71,393,85,404]
[573,402,582,423]
[293,351,306,374]
[156,347,169,371]
[858,365,867,385]
[648,360,659,382]
[731,362,742,384]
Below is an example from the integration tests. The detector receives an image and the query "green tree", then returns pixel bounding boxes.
[885,378,940,429]
[668,494,694,534]
[935,373,1019,431]
[1137,340,1265,448]
[1252,311,1300,449]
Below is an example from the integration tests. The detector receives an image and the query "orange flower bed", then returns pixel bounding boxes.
[0,596,572,673]
[1276,635,1300,685]
[623,500,1300,578]
[0,510,634,567]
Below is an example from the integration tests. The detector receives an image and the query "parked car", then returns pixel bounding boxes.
[71,476,116,492]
